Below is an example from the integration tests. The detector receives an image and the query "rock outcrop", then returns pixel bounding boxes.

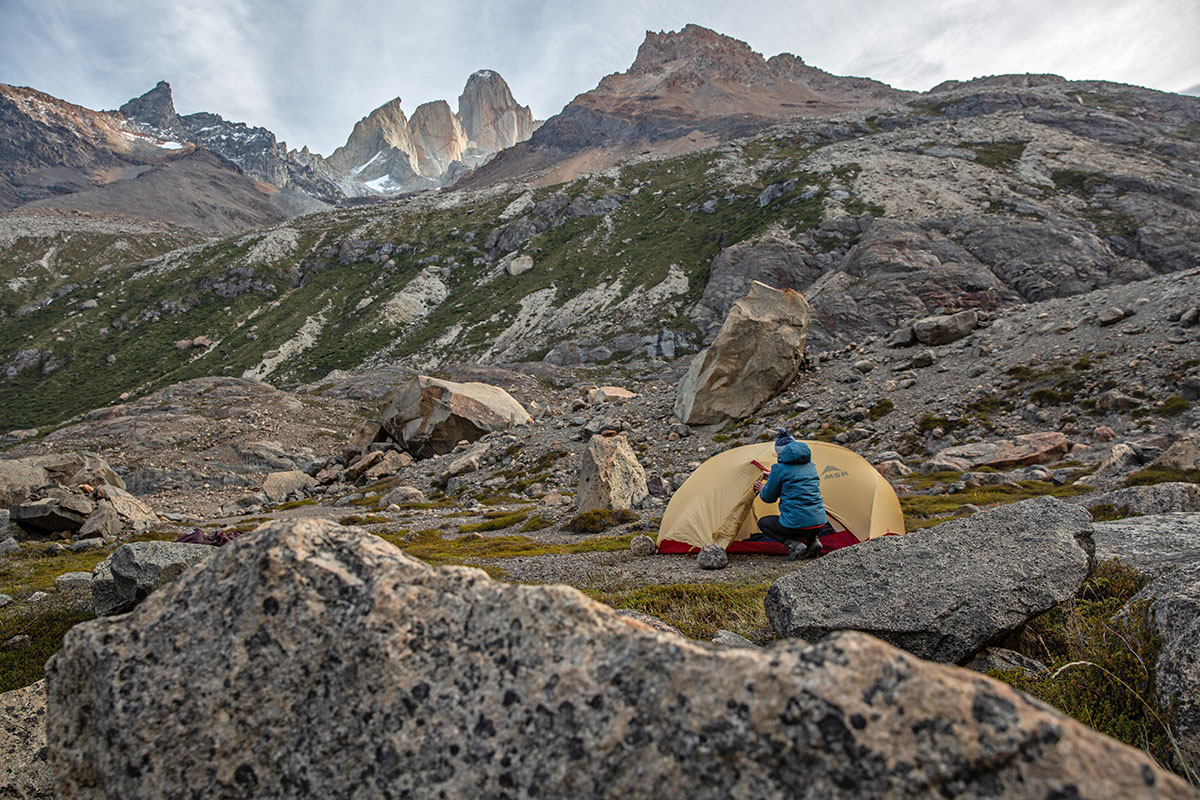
[1082,483,1200,517]
[676,281,810,425]
[1093,512,1200,574]
[933,432,1070,470]
[1125,562,1200,769]
[765,497,1095,663]
[381,376,531,458]
[46,519,1191,799]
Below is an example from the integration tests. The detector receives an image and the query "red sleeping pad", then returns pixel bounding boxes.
[657,514,860,556]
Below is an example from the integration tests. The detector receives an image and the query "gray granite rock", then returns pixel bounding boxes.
[1093,513,1200,574]
[91,541,215,616]
[53,572,93,593]
[765,497,1094,663]
[629,534,657,556]
[45,519,1191,799]
[1124,562,1200,769]
[0,680,52,799]
[712,629,761,649]
[613,609,683,637]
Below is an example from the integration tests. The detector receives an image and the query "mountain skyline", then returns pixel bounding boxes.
[2,0,1198,155]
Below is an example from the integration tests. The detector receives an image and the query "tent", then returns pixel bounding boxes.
[657,440,905,555]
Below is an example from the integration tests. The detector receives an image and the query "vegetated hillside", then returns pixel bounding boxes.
[0,77,1198,431]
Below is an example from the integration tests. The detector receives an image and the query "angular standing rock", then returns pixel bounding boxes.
[576,433,648,512]
[765,497,1095,663]
[77,502,123,540]
[45,519,1192,799]
[675,281,810,425]
[0,459,49,507]
[95,485,156,530]
[381,376,531,458]
[9,494,95,534]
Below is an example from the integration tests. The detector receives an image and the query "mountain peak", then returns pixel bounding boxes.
[119,80,180,131]
[629,24,761,77]
[459,70,534,153]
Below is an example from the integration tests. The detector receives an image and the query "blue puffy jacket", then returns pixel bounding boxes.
[759,441,827,529]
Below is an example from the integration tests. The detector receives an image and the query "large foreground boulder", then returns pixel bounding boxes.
[46,519,1190,799]
[933,432,1070,470]
[675,281,810,425]
[1124,562,1200,769]
[766,497,1095,663]
[91,540,215,616]
[0,680,51,799]
[576,433,648,512]
[381,375,531,458]
[1093,512,1200,574]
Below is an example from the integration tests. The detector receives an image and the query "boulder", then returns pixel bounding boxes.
[77,503,123,540]
[675,281,810,425]
[0,459,49,507]
[381,486,426,506]
[437,442,490,484]
[20,452,124,491]
[91,541,215,616]
[765,497,1094,663]
[1153,431,1200,471]
[362,450,413,481]
[344,420,387,461]
[613,609,683,637]
[934,432,1069,470]
[261,470,318,503]
[345,450,385,480]
[911,310,979,345]
[381,376,531,458]
[0,680,52,800]
[1093,513,1200,574]
[576,434,648,512]
[54,572,93,593]
[9,493,95,535]
[964,647,1048,679]
[1124,562,1200,768]
[587,386,636,404]
[1082,483,1200,517]
[506,254,534,276]
[629,533,657,556]
[94,485,156,530]
[45,519,1193,799]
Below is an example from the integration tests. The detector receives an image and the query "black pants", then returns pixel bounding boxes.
[759,516,834,543]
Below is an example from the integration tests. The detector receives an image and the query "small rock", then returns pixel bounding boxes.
[0,594,11,607]
[27,591,49,603]
[1093,426,1117,442]
[1098,306,1125,326]
[54,572,93,593]
[697,543,729,570]
[712,629,761,649]
[853,359,874,373]
[965,647,1048,679]
[629,534,657,556]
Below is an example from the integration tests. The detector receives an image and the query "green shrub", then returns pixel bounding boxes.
[339,514,388,526]
[993,561,1186,775]
[520,515,553,532]
[869,398,894,420]
[1159,395,1190,416]
[1088,503,1141,522]
[566,508,639,533]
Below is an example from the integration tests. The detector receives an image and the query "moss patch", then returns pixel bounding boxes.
[0,598,95,692]
[1123,466,1200,487]
[395,530,633,566]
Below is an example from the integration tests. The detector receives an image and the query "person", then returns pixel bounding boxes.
[754,439,834,561]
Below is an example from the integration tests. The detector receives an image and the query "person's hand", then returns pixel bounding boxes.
[753,479,765,493]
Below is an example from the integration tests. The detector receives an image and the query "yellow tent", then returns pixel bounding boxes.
[657,440,905,554]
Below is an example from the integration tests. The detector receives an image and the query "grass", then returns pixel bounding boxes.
[1159,396,1191,416]
[585,581,773,643]
[994,561,1189,779]
[1123,466,1200,487]
[520,515,553,532]
[868,398,894,420]
[565,508,639,533]
[0,598,95,692]
[458,512,529,533]
[900,480,1093,520]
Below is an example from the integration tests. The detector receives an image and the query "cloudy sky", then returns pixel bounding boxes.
[2,0,1198,155]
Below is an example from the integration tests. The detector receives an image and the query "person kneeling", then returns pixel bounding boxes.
[755,439,832,561]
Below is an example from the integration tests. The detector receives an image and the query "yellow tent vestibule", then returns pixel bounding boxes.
[656,440,906,555]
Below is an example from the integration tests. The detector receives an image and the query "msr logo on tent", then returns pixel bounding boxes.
[821,465,849,480]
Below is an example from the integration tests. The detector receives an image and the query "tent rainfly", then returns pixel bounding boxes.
[657,440,906,555]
